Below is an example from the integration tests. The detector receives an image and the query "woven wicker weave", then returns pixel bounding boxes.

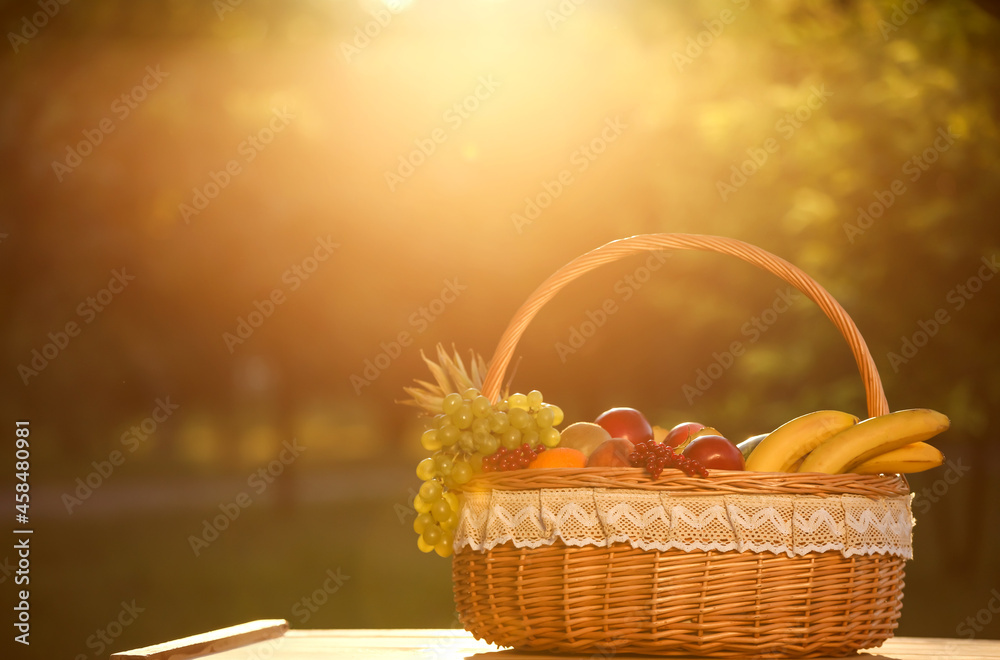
[452,234,908,657]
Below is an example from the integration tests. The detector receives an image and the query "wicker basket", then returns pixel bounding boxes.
[451,234,910,658]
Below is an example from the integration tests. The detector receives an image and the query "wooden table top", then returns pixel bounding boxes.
[111,620,1000,660]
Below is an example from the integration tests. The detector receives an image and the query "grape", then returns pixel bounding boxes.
[535,407,555,428]
[452,460,473,484]
[629,437,708,478]
[459,432,475,452]
[471,417,490,434]
[440,510,460,532]
[443,491,459,511]
[472,395,492,418]
[420,429,442,451]
[416,458,436,480]
[434,414,449,428]
[438,425,460,446]
[489,412,509,433]
[523,430,539,448]
[462,387,480,401]
[413,512,434,534]
[453,405,474,430]
[422,524,443,546]
[475,432,498,454]
[546,404,565,426]
[414,494,433,514]
[417,536,435,553]
[540,428,561,448]
[527,390,544,410]
[508,393,528,410]
[431,499,451,522]
[419,480,442,501]
[501,428,522,449]
[434,454,454,475]
[470,453,484,472]
[434,530,454,557]
[508,407,530,430]
[442,393,463,415]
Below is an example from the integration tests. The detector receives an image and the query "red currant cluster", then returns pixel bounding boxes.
[630,440,708,479]
[482,444,546,472]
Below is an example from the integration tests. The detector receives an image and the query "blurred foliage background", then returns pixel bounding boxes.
[2,0,1000,657]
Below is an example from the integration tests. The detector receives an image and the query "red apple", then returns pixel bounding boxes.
[682,435,745,471]
[663,422,706,449]
[594,407,653,445]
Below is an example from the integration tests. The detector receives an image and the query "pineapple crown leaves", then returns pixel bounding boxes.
[400,344,492,415]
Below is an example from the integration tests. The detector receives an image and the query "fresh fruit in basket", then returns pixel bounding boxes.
[594,407,654,444]
[663,421,706,448]
[736,433,767,459]
[798,408,950,474]
[585,438,634,467]
[740,407,950,475]
[402,345,567,556]
[745,410,859,472]
[630,436,708,478]
[528,447,587,469]
[851,441,945,474]
[681,434,745,470]
[558,421,611,457]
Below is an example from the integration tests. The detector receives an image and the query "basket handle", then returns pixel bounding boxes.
[481,233,889,418]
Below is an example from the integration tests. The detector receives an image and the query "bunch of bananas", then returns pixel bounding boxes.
[743,409,950,474]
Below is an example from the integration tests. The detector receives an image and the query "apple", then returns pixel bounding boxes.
[586,438,635,468]
[682,435,745,471]
[594,407,653,445]
[663,422,706,449]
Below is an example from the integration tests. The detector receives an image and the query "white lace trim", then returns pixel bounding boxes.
[455,488,913,559]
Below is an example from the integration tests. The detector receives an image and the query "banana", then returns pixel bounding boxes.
[744,410,859,472]
[736,434,768,460]
[798,408,950,474]
[851,442,944,474]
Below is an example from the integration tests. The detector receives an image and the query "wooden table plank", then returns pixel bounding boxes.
[114,628,1000,660]
[110,619,288,660]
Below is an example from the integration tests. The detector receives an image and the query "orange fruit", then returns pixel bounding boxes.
[528,447,587,469]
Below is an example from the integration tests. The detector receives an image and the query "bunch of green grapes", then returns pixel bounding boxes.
[413,388,563,557]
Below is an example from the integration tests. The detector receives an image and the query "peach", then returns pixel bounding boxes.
[586,438,635,468]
